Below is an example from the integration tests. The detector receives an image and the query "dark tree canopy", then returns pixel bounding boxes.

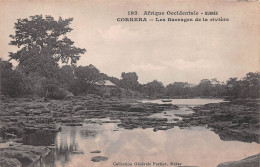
[9,15,86,77]
[75,64,100,84]
[226,72,260,98]
[143,80,165,97]
[165,82,191,97]
[0,59,24,97]
[121,72,139,90]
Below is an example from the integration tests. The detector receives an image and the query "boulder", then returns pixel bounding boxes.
[0,149,39,163]
[128,106,145,112]
[90,150,101,153]
[217,153,260,167]
[72,151,84,154]
[91,156,108,162]
[0,145,50,158]
[13,107,26,114]
[73,105,84,112]
[0,157,22,167]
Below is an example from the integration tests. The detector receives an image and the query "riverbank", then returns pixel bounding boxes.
[0,96,259,166]
[0,144,50,167]
[175,99,260,143]
[0,95,177,166]
[217,153,259,167]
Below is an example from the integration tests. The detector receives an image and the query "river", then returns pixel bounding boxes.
[28,99,260,167]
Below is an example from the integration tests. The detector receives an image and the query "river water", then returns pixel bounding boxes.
[29,99,259,167]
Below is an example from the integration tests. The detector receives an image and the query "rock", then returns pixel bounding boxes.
[13,107,25,114]
[91,156,108,162]
[90,150,101,153]
[158,103,173,107]
[5,133,17,140]
[75,110,101,115]
[65,91,74,100]
[0,157,22,167]
[176,100,260,143]
[0,144,50,165]
[138,117,167,122]
[36,97,49,102]
[172,105,179,109]
[110,103,132,111]
[157,126,169,130]
[153,128,158,132]
[65,123,83,126]
[73,105,84,112]
[0,149,39,163]
[72,151,84,154]
[128,106,145,112]
[47,146,58,150]
[217,153,260,167]
[189,120,199,126]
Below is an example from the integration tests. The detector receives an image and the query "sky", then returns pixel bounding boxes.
[0,0,259,85]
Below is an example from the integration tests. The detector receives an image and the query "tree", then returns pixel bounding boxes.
[9,15,86,76]
[210,78,226,97]
[74,64,100,84]
[165,82,191,97]
[0,59,24,97]
[8,15,86,97]
[121,72,139,90]
[242,72,260,98]
[197,79,212,96]
[226,72,260,99]
[66,65,101,95]
[59,65,75,85]
[143,80,165,97]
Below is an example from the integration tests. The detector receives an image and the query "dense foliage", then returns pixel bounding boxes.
[0,59,24,97]
[226,72,260,99]
[120,72,140,91]
[1,55,259,99]
[3,15,86,99]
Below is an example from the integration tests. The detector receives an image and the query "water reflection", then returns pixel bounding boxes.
[29,127,81,167]
[22,131,56,146]
[27,99,259,167]
[29,123,260,167]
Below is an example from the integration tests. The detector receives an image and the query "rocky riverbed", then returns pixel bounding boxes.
[217,153,260,167]
[0,96,259,167]
[0,95,178,166]
[175,99,260,144]
[0,144,50,167]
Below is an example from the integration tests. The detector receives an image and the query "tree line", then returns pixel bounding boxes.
[0,15,259,99]
[117,72,260,99]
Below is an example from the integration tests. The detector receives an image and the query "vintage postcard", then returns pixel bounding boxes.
[0,0,259,167]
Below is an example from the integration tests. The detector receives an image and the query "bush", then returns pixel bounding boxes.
[46,85,67,99]
[0,60,24,97]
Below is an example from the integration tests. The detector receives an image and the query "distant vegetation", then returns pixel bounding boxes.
[0,15,259,99]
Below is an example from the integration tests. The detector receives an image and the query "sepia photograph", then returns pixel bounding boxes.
[0,0,259,167]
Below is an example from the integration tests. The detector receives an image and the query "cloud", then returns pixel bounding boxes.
[129,63,166,72]
[163,59,217,71]
[99,25,140,42]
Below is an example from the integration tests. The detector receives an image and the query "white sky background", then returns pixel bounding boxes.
[0,0,259,85]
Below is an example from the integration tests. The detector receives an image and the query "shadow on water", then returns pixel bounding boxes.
[27,127,81,167]
[22,131,56,146]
